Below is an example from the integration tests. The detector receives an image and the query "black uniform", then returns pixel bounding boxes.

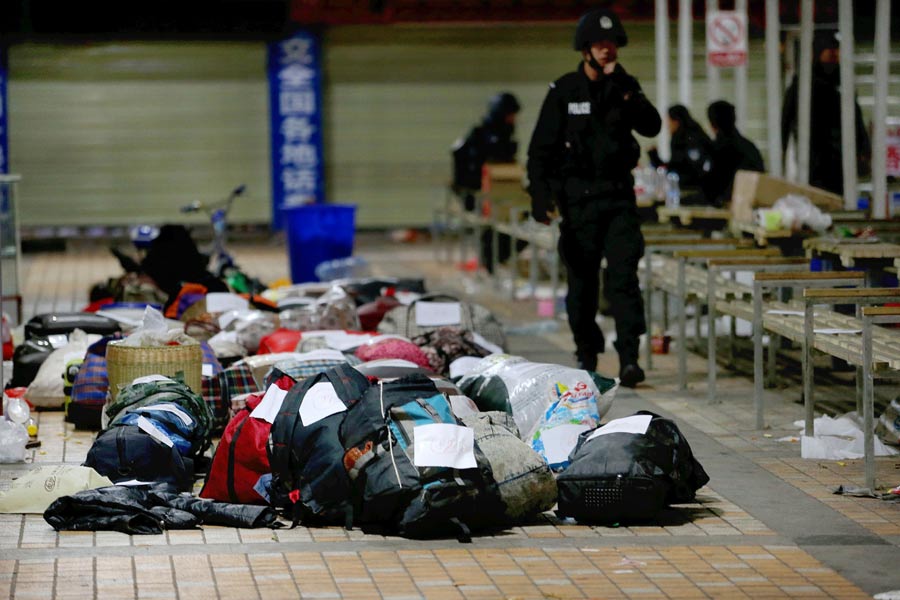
[781,64,870,195]
[527,62,661,369]
[701,129,764,207]
[649,126,712,189]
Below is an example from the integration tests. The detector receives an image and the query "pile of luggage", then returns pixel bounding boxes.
[2,276,709,538]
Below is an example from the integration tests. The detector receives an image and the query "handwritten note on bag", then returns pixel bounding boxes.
[415,302,462,327]
[413,423,477,469]
[586,414,654,442]
[250,384,290,424]
[298,382,346,426]
[540,424,592,465]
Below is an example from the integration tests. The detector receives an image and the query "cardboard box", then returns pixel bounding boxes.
[729,170,844,225]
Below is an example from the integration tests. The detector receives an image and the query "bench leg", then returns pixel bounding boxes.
[694,299,702,351]
[753,282,765,429]
[766,334,779,388]
[707,269,718,404]
[550,228,560,319]
[803,302,815,436]
[663,291,670,333]
[491,224,500,291]
[509,229,519,300]
[855,366,864,415]
[862,316,875,491]
[678,258,687,391]
[644,255,654,371]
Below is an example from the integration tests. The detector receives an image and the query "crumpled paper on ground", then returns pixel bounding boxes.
[795,413,899,460]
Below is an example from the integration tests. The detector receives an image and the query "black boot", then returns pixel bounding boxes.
[619,363,645,388]
[614,339,645,388]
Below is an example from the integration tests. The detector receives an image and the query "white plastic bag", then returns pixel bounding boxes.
[0,420,28,463]
[120,306,196,347]
[773,194,833,232]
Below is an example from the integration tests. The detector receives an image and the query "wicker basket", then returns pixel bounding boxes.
[106,341,203,397]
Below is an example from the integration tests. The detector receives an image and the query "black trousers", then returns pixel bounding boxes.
[558,205,646,366]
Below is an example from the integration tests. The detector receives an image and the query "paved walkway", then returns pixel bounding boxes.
[1,236,898,599]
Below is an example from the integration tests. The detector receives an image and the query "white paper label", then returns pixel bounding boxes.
[587,414,654,442]
[206,292,249,314]
[249,384,290,424]
[298,382,346,426]
[137,415,174,447]
[292,349,347,363]
[413,423,476,469]
[137,403,193,426]
[539,423,591,465]
[415,302,462,327]
[131,374,174,386]
[202,363,214,377]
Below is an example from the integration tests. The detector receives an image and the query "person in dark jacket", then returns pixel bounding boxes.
[527,8,661,387]
[701,100,764,207]
[452,92,526,272]
[781,29,870,195]
[452,92,521,205]
[648,104,713,190]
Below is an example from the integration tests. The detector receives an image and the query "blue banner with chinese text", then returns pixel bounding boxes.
[267,31,325,230]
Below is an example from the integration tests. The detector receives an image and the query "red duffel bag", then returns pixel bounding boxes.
[200,374,296,504]
[257,329,303,354]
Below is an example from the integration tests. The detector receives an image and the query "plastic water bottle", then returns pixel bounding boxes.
[666,172,681,209]
[655,167,668,202]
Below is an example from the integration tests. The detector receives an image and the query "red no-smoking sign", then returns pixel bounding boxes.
[707,10,748,68]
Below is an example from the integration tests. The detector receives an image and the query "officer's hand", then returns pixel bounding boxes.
[602,60,617,76]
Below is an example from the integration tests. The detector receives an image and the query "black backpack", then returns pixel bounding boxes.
[340,373,503,541]
[268,364,372,527]
[556,411,709,524]
[84,425,194,492]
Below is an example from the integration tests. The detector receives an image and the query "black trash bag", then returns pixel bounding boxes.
[556,411,709,524]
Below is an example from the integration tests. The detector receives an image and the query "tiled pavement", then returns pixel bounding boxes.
[1,236,898,599]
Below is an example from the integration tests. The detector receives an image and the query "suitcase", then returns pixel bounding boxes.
[25,313,120,345]
[10,338,53,388]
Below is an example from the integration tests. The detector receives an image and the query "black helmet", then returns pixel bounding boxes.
[487,92,521,120]
[574,8,628,51]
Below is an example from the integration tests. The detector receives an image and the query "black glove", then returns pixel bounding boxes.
[531,195,554,225]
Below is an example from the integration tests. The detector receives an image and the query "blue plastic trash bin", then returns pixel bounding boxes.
[283,204,356,283]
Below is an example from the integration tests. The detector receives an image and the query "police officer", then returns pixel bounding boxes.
[781,30,870,195]
[702,100,764,207]
[527,8,661,387]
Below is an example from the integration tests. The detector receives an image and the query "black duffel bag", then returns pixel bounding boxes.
[556,411,709,524]
[84,425,194,492]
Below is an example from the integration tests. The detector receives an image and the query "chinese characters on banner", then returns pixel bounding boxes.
[267,31,324,230]
[887,122,900,178]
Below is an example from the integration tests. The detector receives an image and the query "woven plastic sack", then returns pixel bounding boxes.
[377,294,506,351]
[456,354,616,449]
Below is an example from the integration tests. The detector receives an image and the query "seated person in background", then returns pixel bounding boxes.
[451,92,526,273]
[648,104,712,197]
[701,100,764,208]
